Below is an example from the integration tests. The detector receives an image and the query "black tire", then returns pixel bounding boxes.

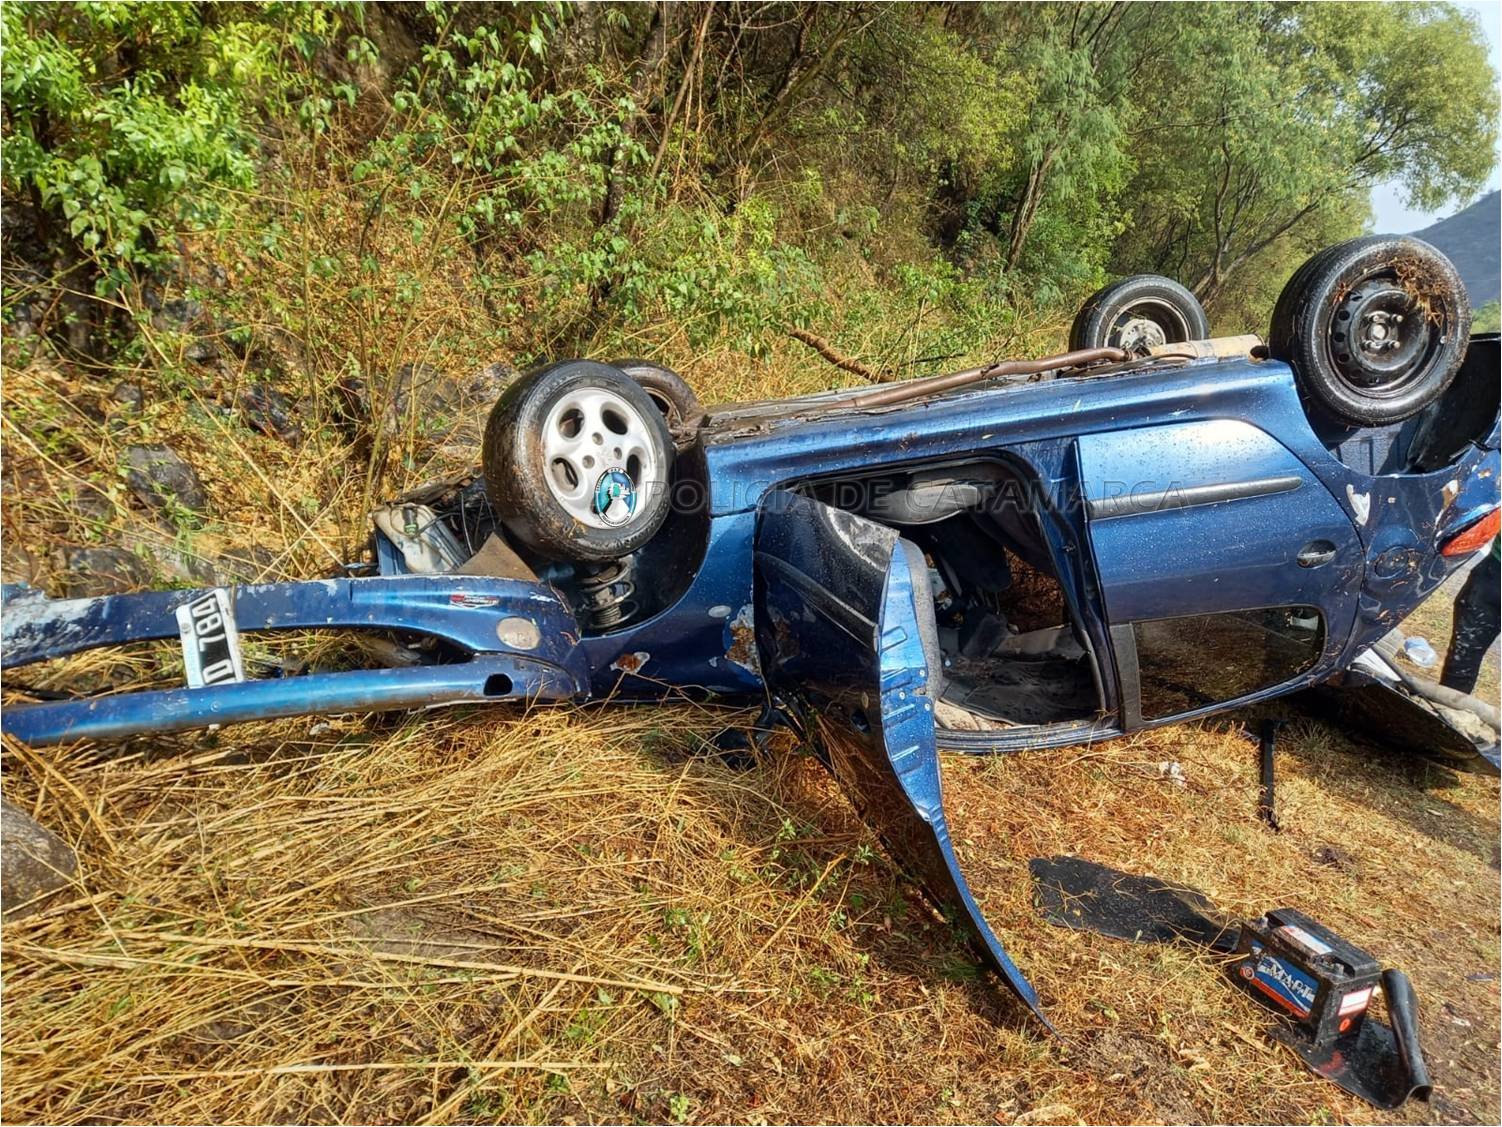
[482,360,674,562]
[1269,236,1471,426]
[1069,275,1211,353]
[611,358,702,450]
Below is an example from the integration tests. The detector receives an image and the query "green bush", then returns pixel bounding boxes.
[1,0,335,285]
[3,0,1494,365]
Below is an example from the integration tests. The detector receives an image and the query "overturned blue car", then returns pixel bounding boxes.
[4,235,1498,1024]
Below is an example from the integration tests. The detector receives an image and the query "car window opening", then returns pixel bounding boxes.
[1133,606,1325,721]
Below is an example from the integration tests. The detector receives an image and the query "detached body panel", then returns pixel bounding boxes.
[2,577,589,746]
[753,490,1048,1020]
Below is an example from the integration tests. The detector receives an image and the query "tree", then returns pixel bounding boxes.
[1115,1,1497,309]
[0,0,338,354]
[988,2,1147,274]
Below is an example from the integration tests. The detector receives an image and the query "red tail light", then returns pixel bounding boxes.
[1441,507,1501,557]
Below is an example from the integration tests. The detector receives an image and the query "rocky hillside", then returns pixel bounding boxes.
[1414,188,1501,306]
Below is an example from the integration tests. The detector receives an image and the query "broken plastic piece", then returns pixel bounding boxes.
[1272,969,1432,1110]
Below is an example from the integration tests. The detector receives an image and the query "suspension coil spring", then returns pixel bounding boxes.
[577,557,638,629]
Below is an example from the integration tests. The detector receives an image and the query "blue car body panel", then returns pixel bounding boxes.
[590,351,1498,711]
[1,576,590,746]
[1076,418,1364,626]
[5,350,1495,740]
[580,509,762,696]
[2,575,585,667]
[0,656,575,747]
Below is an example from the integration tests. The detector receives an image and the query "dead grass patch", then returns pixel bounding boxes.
[2,696,1496,1124]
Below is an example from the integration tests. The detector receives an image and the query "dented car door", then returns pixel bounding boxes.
[1076,419,1365,729]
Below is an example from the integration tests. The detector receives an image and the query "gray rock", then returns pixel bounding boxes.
[123,445,208,516]
[473,361,518,388]
[1,800,78,921]
[151,297,205,332]
[239,383,304,444]
[140,542,218,586]
[110,381,145,412]
[58,546,151,596]
[370,363,441,431]
[2,542,40,585]
[166,241,231,293]
[331,374,374,441]
[189,262,230,292]
[109,521,220,586]
[147,295,216,361]
[6,301,39,338]
[334,362,512,447]
[429,363,512,446]
[72,484,116,524]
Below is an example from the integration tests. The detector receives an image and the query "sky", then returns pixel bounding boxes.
[1369,0,1502,233]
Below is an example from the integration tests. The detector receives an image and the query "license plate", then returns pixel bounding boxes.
[176,589,245,688]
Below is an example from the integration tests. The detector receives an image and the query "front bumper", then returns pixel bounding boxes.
[1,576,590,746]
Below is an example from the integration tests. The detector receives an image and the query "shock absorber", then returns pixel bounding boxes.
[576,556,638,629]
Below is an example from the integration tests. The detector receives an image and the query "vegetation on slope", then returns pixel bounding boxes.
[2,1,1496,578]
[4,2,1497,374]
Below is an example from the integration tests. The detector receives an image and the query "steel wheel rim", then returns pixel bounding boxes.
[541,387,661,529]
[1327,275,1436,397]
[643,387,682,428]
[1108,298,1190,351]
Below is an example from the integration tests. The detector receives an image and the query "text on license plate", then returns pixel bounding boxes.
[176,589,245,688]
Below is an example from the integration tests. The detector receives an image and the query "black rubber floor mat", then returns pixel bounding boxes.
[1271,969,1432,1110]
[942,655,1097,724]
[1028,855,1237,951]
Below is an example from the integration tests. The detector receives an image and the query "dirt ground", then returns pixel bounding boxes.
[2,579,1497,1125]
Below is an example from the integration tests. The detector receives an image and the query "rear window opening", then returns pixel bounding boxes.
[1132,605,1324,721]
[799,460,1105,730]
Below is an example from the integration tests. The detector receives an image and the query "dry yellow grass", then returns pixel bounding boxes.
[2,696,1496,1124]
[1394,573,1501,706]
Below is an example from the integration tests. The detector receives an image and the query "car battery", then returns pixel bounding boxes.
[1232,907,1382,1046]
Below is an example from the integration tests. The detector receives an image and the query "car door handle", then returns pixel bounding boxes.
[1296,540,1338,568]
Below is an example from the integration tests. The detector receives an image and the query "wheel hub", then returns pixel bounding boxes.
[1331,283,1427,389]
[540,387,660,530]
[1113,315,1168,352]
[1108,297,1189,354]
